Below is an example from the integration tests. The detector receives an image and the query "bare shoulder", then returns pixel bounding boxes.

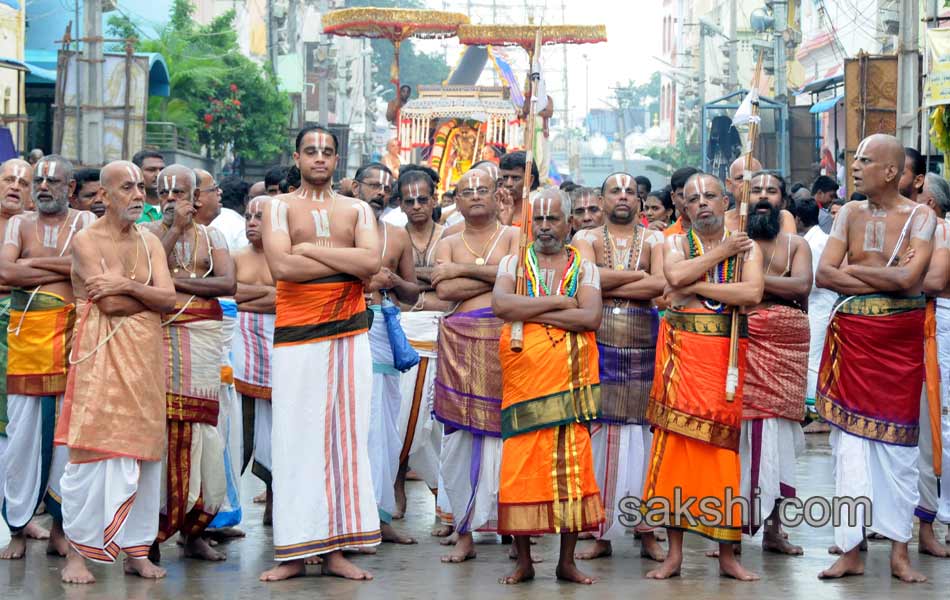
[141,220,163,236]
[137,226,164,250]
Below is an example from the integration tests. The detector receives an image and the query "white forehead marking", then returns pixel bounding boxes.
[539,196,553,217]
[698,177,708,196]
[613,174,631,191]
[315,133,333,152]
[381,171,391,187]
[162,175,170,190]
[171,175,176,190]
[470,173,481,190]
[411,182,421,199]
[855,138,869,158]
[125,166,137,184]
[46,162,56,178]
[761,174,777,190]
[12,165,24,179]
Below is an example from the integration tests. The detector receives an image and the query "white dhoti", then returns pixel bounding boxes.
[271,333,380,560]
[233,310,275,485]
[369,306,403,523]
[1,394,68,530]
[253,400,273,478]
[739,418,805,533]
[439,430,501,534]
[830,428,919,552]
[159,421,227,520]
[936,301,950,524]
[61,459,161,562]
[397,311,442,490]
[210,303,243,529]
[590,422,652,540]
[917,388,940,523]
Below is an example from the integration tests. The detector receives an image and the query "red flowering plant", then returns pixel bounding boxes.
[199,83,245,159]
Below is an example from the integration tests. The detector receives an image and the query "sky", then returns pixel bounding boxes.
[416,0,666,124]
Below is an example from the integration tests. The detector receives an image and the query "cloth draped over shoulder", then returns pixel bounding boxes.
[743,304,809,421]
[817,294,925,446]
[434,307,504,436]
[6,289,75,396]
[274,275,369,347]
[163,298,223,426]
[646,308,748,451]
[56,300,166,463]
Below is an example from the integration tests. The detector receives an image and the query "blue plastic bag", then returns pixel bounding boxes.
[381,291,420,372]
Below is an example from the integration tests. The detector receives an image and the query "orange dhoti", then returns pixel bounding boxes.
[497,323,604,535]
[642,309,747,543]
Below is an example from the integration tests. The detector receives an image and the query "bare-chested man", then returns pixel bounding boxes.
[642,172,763,581]
[571,172,666,563]
[57,160,176,584]
[145,164,236,563]
[351,161,419,546]
[232,197,277,526]
[724,157,796,234]
[431,168,519,563]
[0,155,94,560]
[258,126,381,582]
[816,134,936,582]
[393,169,452,529]
[737,171,812,556]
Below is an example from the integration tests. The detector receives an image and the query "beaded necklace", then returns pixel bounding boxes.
[524,244,583,348]
[686,227,735,313]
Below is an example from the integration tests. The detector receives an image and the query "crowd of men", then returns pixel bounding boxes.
[0,127,948,588]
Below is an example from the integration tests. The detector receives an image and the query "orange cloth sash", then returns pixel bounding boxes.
[646,308,747,452]
[925,299,942,476]
[56,301,166,463]
[274,275,368,347]
[6,290,75,396]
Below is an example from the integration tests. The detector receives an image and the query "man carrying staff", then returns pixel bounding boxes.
[0,156,94,560]
[232,197,277,526]
[144,164,235,563]
[352,161,419,545]
[258,126,382,582]
[55,160,177,583]
[431,169,518,563]
[739,171,811,554]
[493,187,605,585]
[395,168,451,526]
[642,172,763,581]
[816,134,936,582]
[572,172,666,562]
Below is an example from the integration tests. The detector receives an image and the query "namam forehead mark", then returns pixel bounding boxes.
[854,137,871,160]
[7,162,27,180]
[162,175,178,191]
[306,131,335,154]
[613,173,632,191]
[248,196,266,213]
[754,174,779,190]
[478,164,499,180]
[409,182,423,200]
[37,160,58,179]
[576,191,597,207]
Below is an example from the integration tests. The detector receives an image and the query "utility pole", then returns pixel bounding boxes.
[773,0,788,100]
[267,0,277,75]
[318,0,330,125]
[727,0,738,90]
[698,23,706,117]
[896,0,920,146]
[81,0,104,165]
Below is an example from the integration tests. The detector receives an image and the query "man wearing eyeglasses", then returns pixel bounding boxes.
[353,162,420,547]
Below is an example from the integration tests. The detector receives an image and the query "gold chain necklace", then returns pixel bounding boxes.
[108,227,141,280]
[460,221,500,265]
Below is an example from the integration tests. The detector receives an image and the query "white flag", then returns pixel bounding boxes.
[732,88,760,127]
[531,54,547,114]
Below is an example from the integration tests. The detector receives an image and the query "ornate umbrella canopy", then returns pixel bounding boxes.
[457,24,607,60]
[323,8,470,85]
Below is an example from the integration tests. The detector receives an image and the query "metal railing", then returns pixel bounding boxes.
[144,121,200,154]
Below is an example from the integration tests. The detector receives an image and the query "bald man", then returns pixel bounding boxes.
[145,164,236,562]
[56,161,176,583]
[249,181,266,199]
[723,157,796,234]
[816,134,936,582]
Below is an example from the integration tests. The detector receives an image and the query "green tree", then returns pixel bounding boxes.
[108,0,291,161]
[615,72,661,125]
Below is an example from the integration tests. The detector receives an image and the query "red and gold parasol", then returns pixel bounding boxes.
[323,8,469,89]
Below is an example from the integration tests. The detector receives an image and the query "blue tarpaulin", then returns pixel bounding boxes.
[809,95,843,114]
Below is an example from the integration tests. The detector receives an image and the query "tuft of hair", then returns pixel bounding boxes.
[72,168,100,191]
[264,165,288,187]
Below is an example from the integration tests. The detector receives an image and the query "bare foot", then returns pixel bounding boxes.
[343,546,377,555]
[645,554,682,579]
[706,544,740,558]
[828,540,867,554]
[381,522,416,544]
[499,562,535,584]
[891,543,927,582]
[640,533,667,562]
[322,551,373,580]
[653,529,667,542]
[23,520,50,540]
[555,561,596,584]
[441,533,476,563]
[183,536,226,561]
[508,545,543,562]
[205,527,246,542]
[763,532,803,555]
[918,523,949,557]
[304,555,323,565]
[253,492,266,504]
[0,535,26,560]
[818,552,864,579]
[575,539,612,560]
[719,549,759,581]
[578,531,594,540]
[46,521,68,557]
[61,548,96,584]
[431,524,453,537]
[124,557,167,579]
[260,560,305,582]
[439,531,459,546]
[393,474,407,520]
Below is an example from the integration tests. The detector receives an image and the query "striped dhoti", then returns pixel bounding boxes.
[396,311,442,490]
[234,310,275,486]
